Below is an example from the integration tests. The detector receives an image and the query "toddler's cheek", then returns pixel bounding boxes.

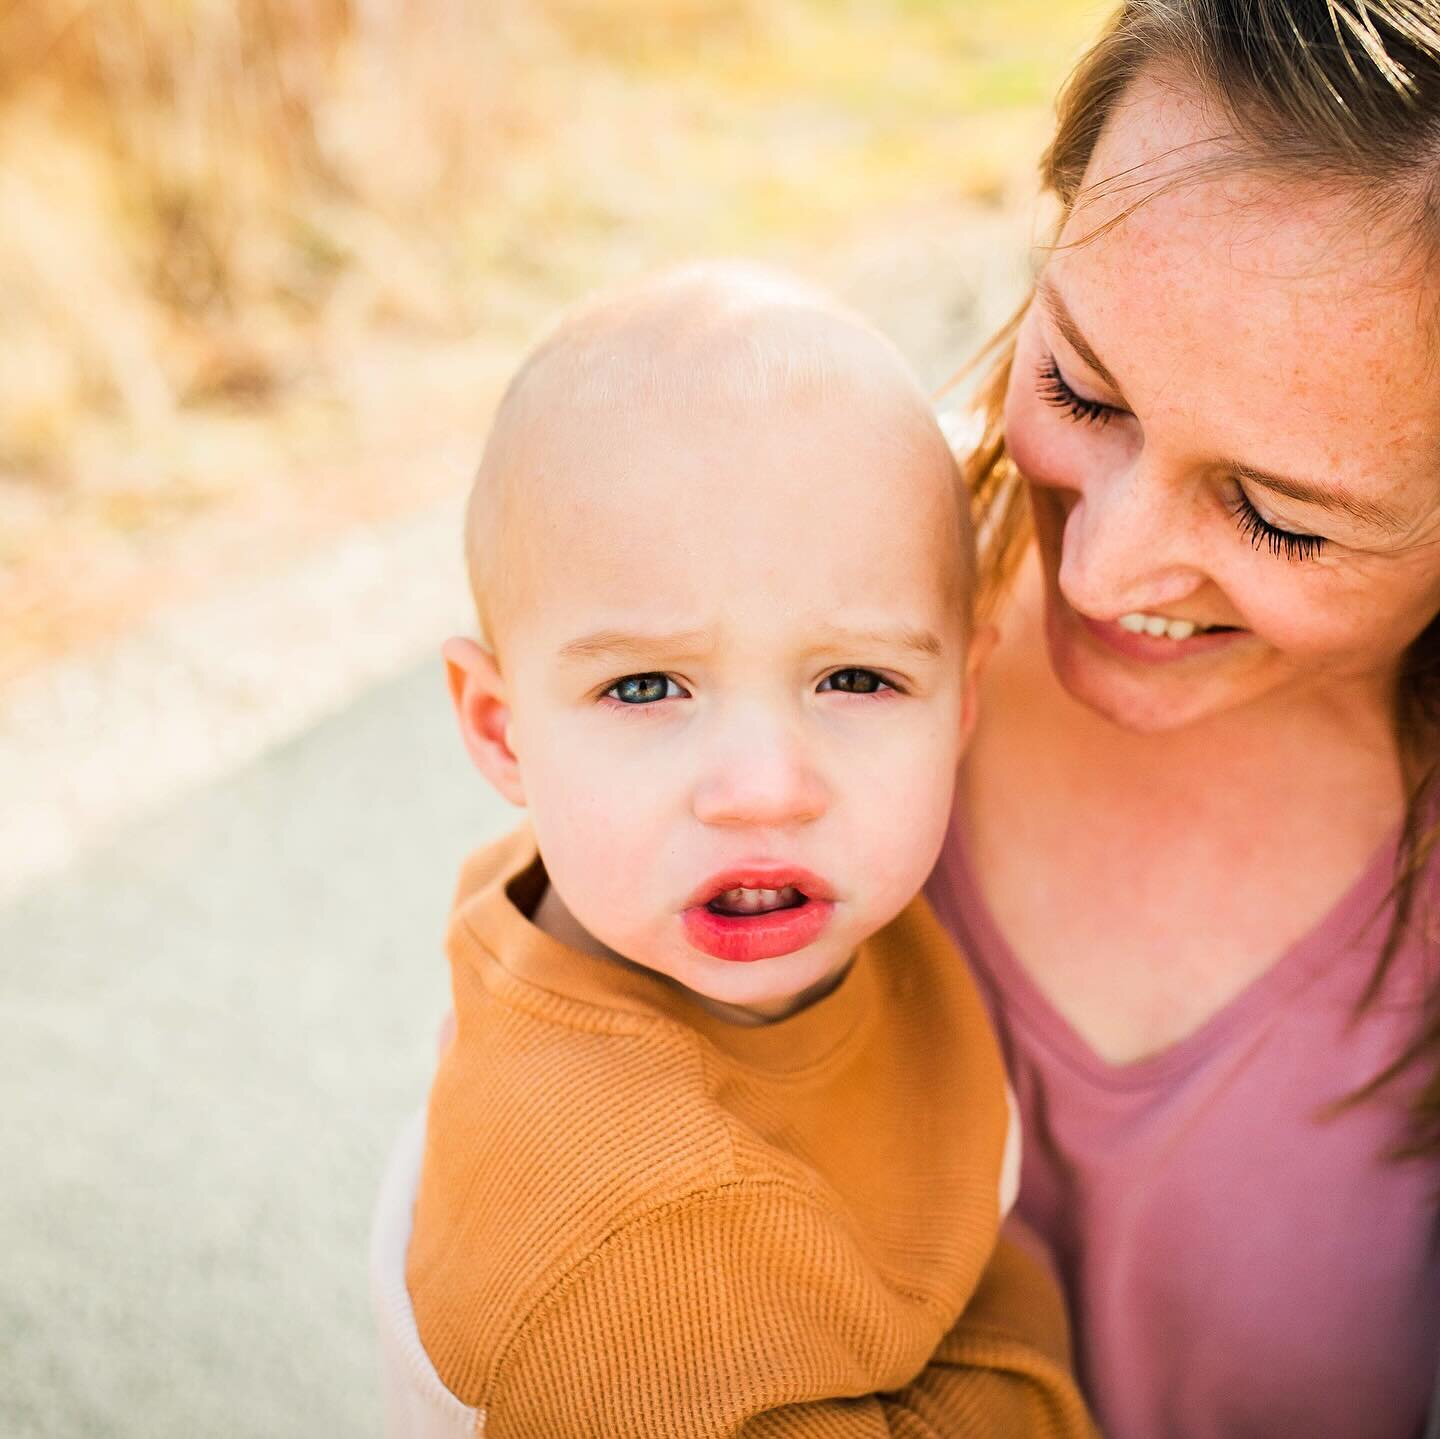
[856,761,956,892]
[541,830,633,925]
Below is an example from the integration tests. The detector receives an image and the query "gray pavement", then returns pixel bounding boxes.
[0,658,513,1439]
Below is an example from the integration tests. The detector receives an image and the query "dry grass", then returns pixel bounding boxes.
[0,0,1105,681]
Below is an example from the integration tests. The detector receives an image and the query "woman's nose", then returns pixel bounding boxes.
[1053,454,1205,617]
[690,714,829,830]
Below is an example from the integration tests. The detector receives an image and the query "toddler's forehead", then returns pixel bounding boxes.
[520,369,952,531]
[500,391,961,626]
[470,269,972,646]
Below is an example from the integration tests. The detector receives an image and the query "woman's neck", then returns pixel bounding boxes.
[961,555,1407,1065]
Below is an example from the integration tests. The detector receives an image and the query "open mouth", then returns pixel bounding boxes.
[1114,611,1240,641]
[1076,608,1248,664]
[683,870,835,963]
[706,885,808,918]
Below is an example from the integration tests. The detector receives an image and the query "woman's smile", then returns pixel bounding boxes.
[1074,608,1247,666]
[1001,78,1440,736]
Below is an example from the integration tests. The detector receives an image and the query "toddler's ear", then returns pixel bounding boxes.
[442,637,526,806]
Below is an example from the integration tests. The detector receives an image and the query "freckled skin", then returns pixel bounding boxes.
[1005,72,1440,736]
[961,67,1440,1068]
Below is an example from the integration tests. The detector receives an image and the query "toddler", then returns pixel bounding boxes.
[392,263,1095,1437]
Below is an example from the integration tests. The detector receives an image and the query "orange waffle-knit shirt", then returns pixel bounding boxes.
[407,828,1096,1438]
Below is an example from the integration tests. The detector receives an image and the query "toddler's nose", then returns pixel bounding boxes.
[690,716,828,830]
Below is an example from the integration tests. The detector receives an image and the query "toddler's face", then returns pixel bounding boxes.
[457,383,978,1022]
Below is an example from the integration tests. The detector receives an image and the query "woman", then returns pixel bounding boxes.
[927,3,1440,1436]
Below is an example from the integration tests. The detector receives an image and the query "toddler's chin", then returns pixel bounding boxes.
[675,942,850,1013]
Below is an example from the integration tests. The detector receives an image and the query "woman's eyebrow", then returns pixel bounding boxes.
[1227,462,1402,530]
[1040,277,1403,532]
[1038,278,1122,392]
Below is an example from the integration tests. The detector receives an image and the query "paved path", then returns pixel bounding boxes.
[0,659,513,1438]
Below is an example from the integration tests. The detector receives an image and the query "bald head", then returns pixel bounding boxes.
[465,262,973,652]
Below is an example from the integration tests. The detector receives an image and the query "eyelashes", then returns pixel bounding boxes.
[1033,351,1327,562]
[1036,354,1115,426]
[1229,492,1326,562]
[598,667,902,712]
[605,673,687,705]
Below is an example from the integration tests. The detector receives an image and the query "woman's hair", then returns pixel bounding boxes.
[959,0,1440,1155]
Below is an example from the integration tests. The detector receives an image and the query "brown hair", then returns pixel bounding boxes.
[958,0,1440,1153]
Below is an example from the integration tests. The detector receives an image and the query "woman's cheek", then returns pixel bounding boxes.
[1213,563,1388,670]
[1003,374,1081,496]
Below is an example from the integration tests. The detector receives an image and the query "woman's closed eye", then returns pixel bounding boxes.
[1229,487,1326,562]
[603,673,689,705]
[1037,352,1329,563]
[1036,353,1120,427]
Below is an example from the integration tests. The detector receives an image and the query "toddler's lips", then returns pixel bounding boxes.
[681,867,836,963]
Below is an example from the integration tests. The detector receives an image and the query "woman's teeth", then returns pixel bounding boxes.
[709,885,803,916]
[1117,611,1206,641]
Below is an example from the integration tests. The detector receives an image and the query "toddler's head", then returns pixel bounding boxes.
[446,263,985,1023]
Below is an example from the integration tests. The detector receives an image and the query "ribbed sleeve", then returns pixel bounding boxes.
[490,1191,1094,1438]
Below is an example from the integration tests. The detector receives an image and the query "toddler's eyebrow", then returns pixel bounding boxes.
[557,624,945,664]
[557,628,715,664]
[807,624,945,660]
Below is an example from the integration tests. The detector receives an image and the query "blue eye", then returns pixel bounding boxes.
[605,673,686,704]
[818,668,890,695]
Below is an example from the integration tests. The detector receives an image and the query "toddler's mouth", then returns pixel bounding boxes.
[683,868,835,964]
[707,885,806,917]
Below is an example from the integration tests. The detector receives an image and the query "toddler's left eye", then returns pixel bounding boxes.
[605,673,686,704]
[818,668,889,695]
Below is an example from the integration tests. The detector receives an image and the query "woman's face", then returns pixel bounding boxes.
[1004,71,1440,734]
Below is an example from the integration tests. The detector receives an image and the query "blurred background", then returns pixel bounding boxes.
[1,2,1102,1434]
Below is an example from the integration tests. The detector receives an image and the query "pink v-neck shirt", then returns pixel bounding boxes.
[928,815,1440,1439]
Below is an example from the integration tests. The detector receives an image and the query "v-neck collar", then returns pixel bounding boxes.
[929,806,1401,1094]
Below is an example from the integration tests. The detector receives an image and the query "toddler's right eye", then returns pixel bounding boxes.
[818,668,890,695]
[605,673,686,705]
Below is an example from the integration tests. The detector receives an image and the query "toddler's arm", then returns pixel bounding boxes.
[721,1239,1095,1439]
[481,1186,1095,1439]
[866,1234,1096,1437]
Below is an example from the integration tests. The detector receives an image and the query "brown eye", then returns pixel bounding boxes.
[818,668,886,695]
